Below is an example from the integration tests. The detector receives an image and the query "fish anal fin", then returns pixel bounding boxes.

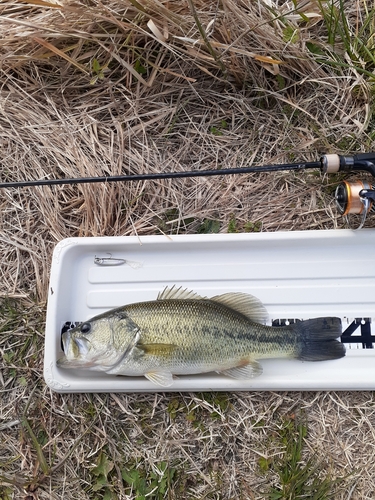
[157,286,205,301]
[137,343,177,357]
[218,359,263,379]
[145,371,174,387]
[210,292,269,324]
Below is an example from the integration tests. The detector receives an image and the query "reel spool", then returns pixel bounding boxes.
[335,180,375,229]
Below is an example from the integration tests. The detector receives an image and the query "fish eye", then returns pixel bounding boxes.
[80,322,92,334]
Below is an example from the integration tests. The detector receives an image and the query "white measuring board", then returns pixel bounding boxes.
[44,229,375,392]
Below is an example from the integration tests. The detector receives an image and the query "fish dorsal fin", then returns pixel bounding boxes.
[157,285,205,301]
[210,292,269,324]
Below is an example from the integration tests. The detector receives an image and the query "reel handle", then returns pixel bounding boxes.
[360,189,375,202]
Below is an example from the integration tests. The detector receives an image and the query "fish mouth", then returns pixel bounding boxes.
[57,331,117,370]
[58,331,95,369]
[61,330,69,353]
[57,326,142,371]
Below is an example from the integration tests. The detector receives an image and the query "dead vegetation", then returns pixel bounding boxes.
[1,0,375,498]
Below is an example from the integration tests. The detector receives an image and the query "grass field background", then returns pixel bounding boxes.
[1,0,375,498]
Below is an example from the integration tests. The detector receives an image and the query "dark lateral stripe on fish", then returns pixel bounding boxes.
[152,319,342,348]
[202,327,296,345]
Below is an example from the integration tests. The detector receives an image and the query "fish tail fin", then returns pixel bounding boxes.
[291,317,345,361]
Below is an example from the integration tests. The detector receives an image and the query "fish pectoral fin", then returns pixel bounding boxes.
[137,343,177,357]
[145,371,174,387]
[218,360,263,379]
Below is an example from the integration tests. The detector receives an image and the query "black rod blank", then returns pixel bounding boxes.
[0,161,322,189]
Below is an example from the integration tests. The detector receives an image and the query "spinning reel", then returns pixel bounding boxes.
[335,180,375,229]
[321,153,375,229]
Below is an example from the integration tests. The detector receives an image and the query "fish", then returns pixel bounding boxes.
[57,286,345,387]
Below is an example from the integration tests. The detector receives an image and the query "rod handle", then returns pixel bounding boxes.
[321,153,375,176]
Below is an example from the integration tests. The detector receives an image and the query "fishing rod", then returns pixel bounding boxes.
[1,152,375,189]
[1,152,375,227]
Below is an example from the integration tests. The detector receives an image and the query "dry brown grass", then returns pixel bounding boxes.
[1,0,375,498]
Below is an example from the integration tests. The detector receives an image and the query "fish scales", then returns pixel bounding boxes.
[58,286,345,386]
[123,299,298,367]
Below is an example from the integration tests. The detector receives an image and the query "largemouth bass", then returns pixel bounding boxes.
[57,286,345,386]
